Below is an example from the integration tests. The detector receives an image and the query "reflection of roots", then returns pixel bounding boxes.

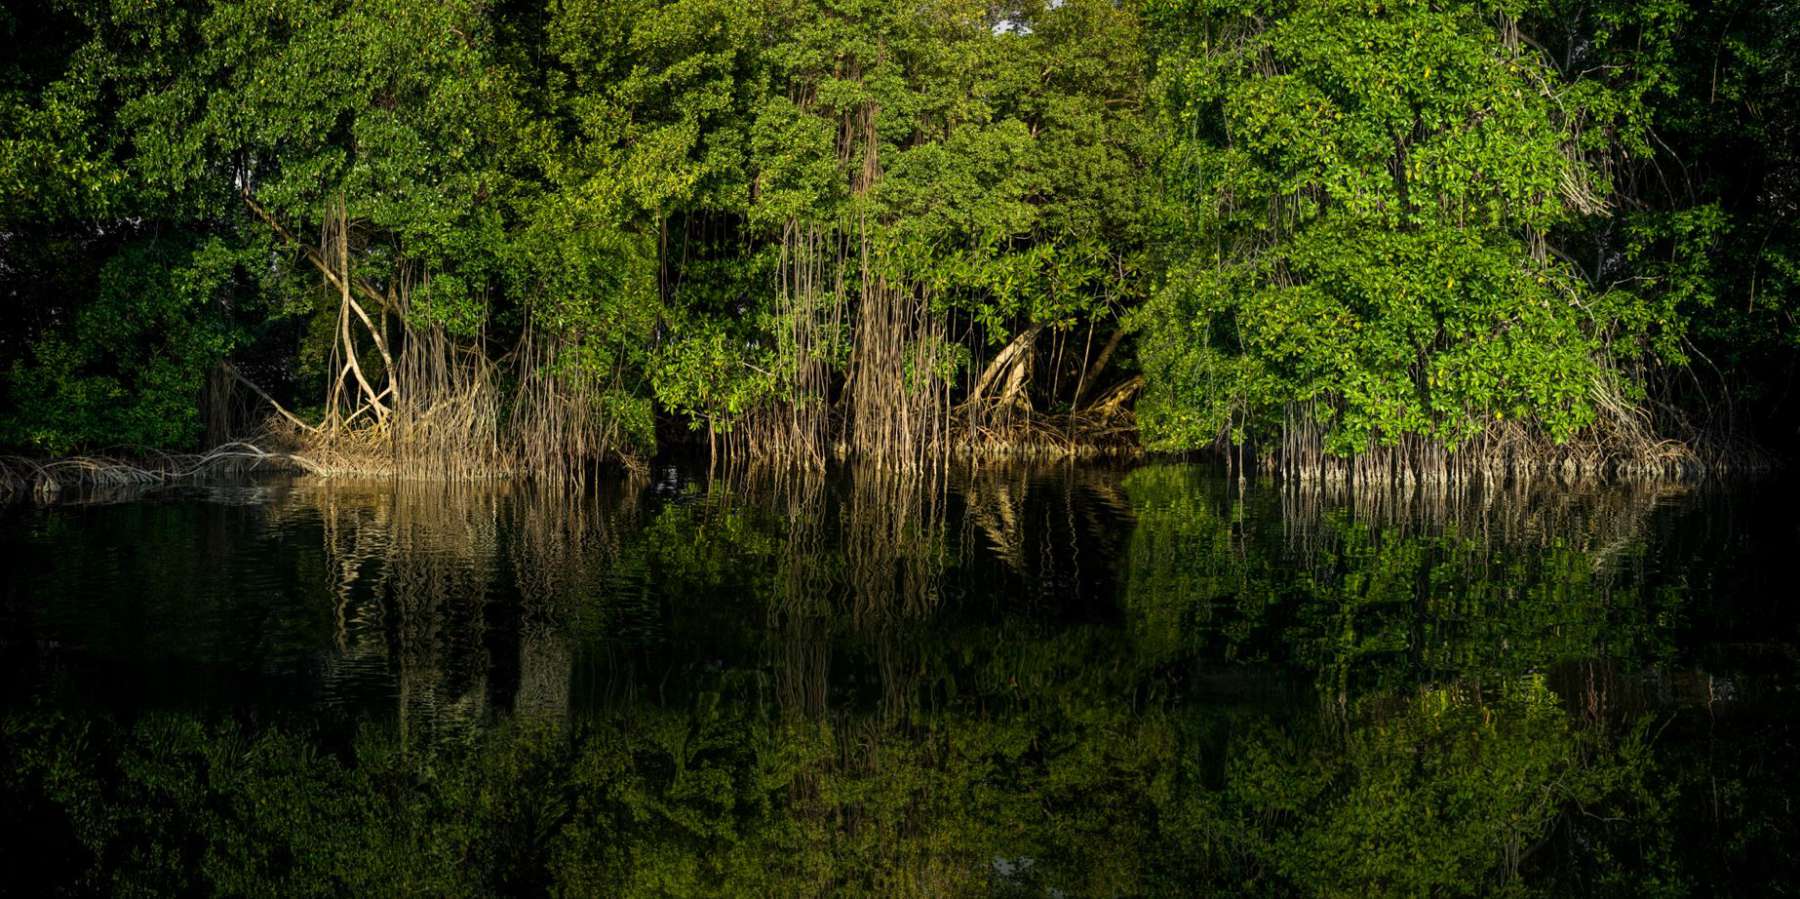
[845,469,948,627]
[961,467,1028,572]
[294,480,503,744]
[389,482,498,746]
[766,472,833,719]
[515,630,572,724]
[1278,475,1674,572]
[727,464,956,723]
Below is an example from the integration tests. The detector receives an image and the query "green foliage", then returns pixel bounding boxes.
[1135,0,1695,453]
[4,235,260,453]
[0,0,1795,458]
[866,0,1152,336]
[0,0,1160,456]
[1594,0,1800,444]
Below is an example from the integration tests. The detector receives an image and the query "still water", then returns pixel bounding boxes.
[2,464,1795,896]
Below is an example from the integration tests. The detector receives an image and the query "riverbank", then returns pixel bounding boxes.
[0,407,1150,496]
[6,391,1784,500]
[3,433,1775,502]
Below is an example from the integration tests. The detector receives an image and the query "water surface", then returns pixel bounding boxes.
[2,465,1795,895]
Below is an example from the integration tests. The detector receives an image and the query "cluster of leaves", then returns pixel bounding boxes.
[4,235,263,453]
[1599,0,1800,448]
[1137,0,1655,452]
[2,0,1795,461]
[1134,0,1799,456]
[0,0,1151,455]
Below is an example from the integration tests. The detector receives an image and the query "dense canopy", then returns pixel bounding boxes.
[1,0,1794,476]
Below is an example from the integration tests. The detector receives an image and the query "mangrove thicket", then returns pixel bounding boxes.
[1,0,1795,477]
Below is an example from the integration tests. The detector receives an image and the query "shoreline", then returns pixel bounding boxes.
[2,436,1776,500]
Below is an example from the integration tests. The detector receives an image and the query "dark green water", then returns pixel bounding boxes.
[2,465,1795,896]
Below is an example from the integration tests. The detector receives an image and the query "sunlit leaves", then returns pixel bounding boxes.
[1137,0,1655,453]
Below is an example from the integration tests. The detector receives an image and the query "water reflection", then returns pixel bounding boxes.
[1,466,1794,894]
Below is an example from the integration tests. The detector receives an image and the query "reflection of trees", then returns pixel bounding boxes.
[506,482,640,726]
[294,482,502,745]
[3,620,1683,897]
[1111,465,1708,893]
[387,483,498,746]
[19,466,1787,895]
[1121,465,1684,707]
[287,478,669,738]
[282,464,1130,743]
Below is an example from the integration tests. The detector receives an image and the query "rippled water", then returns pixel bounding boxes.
[2,465,1795,895]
